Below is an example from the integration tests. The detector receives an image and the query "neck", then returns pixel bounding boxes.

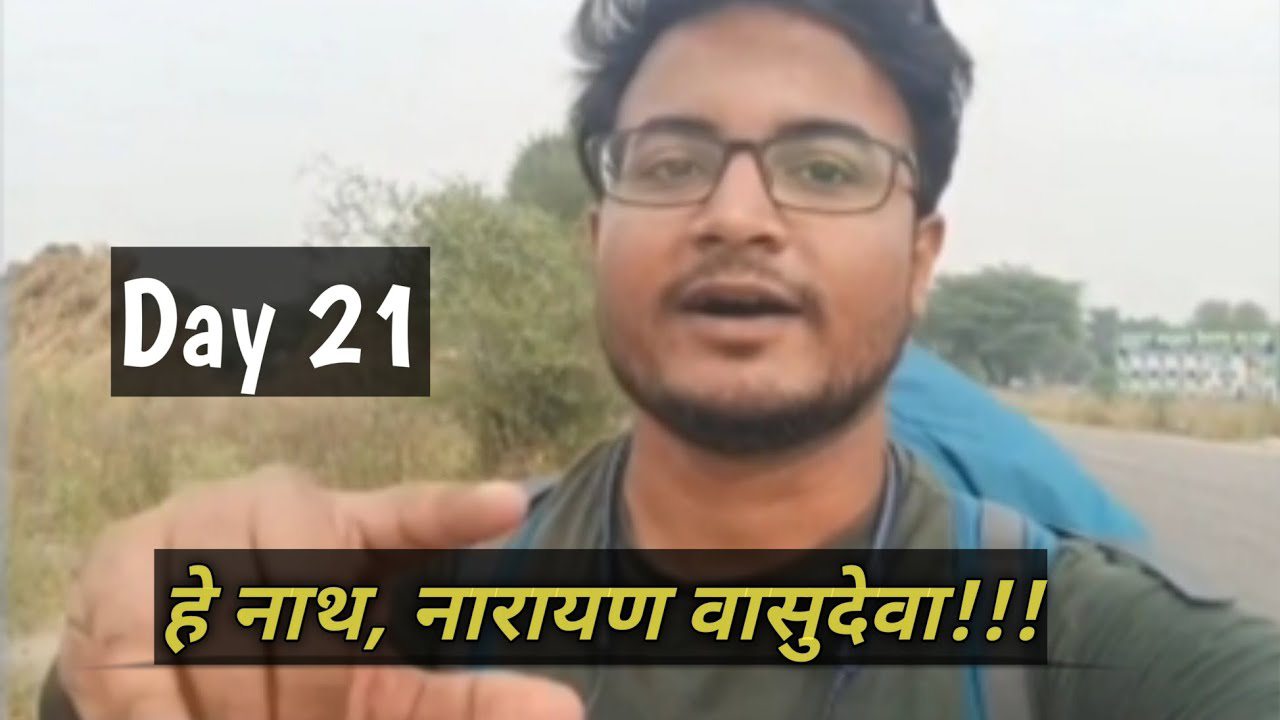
[621,402,890,550]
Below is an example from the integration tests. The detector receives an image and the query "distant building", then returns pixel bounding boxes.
[1115,329,1280,402]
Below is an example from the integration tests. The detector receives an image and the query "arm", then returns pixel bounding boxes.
[1040,540,1280,719]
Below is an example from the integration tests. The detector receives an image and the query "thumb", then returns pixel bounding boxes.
[334,480,531,550]
[350,667,585,720]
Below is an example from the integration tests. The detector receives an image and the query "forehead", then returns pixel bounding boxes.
[616,5,914,149]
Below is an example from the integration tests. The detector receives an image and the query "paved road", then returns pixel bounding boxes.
[1044,422,1280,620]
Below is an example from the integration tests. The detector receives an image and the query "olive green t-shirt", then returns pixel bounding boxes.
[511,437,1280,720]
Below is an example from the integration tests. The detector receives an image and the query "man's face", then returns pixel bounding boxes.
[589,6,944,455]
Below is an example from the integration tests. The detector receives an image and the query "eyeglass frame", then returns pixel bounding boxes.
[582,118,922,216]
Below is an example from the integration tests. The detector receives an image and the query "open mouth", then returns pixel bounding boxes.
[677,281,803,319]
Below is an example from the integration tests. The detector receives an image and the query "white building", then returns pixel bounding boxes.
[1116,330,1279,401]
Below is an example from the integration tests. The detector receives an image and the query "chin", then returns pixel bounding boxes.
[607,348,899,456]
[680,384,804,414]
[663,371,812,412]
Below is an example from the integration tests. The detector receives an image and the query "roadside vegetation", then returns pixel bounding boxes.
[1001,388,1280,442]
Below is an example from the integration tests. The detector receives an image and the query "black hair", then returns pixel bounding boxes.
[567,0,973,216]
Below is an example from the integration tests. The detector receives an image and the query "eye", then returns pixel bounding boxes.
[630,153,709,185]
[789,157,862,187]
[647,155,702,177]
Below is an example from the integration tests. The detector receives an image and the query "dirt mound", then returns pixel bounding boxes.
[6,244,230,386]
[6,244,114,377]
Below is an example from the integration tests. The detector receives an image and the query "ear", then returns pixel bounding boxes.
[908,213,945,320]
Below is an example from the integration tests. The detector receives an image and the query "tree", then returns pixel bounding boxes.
[505,130,593,225]
[1086,307,1122,369]
[1230,301,1271,331]
[917,265,1085,387]
[1190,299,1236,331]
[1122,315,1174,333]
[1188,298,1271,332]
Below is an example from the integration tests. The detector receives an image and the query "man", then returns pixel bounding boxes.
[40,0,1277,719]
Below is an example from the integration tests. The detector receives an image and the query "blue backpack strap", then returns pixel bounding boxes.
[976,500,1057,720]
[953,493,1059,720]
[951,492,989,720]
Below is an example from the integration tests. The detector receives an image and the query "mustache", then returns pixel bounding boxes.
[658,251,823,320]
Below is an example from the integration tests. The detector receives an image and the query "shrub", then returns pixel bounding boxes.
[423,183,623,474]
[305,163,624,476]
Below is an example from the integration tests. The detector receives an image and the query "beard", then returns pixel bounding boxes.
[598,294,914,458]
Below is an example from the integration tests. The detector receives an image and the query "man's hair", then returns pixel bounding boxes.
[567,0,973,217]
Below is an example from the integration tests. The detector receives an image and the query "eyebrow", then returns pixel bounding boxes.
[632,115,719,136]
[631,114,877,143]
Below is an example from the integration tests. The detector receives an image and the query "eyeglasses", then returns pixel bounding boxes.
[585,122,919,215]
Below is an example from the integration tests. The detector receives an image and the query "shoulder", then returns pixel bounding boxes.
[1038,538,1280,719]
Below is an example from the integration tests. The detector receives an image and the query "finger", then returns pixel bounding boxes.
[334,481,530,550]
[61,512,198,720]
[166,493,276,718]
[351,667,585,720]
[122,694,196,720]
[461,671,586,720]
[65,659,193,720]
[272,667,358,720]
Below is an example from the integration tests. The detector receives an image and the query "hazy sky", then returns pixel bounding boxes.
[5,0,1278,320]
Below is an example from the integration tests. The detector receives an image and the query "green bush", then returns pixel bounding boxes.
[422,184,622,474]
[305,160,624,476]
[1089,366,1120,400]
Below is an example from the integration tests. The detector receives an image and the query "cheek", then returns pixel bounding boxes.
[803,221,914,331]
[594,210,685,323]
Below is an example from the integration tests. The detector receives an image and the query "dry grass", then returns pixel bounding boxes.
[5,362,482,719]
[1002,387,1280,441]
[4,247,489,719]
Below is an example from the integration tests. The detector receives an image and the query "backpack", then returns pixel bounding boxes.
[887,341,1148,543]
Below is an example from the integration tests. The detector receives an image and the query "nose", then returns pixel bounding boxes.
[688,151,787,253]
